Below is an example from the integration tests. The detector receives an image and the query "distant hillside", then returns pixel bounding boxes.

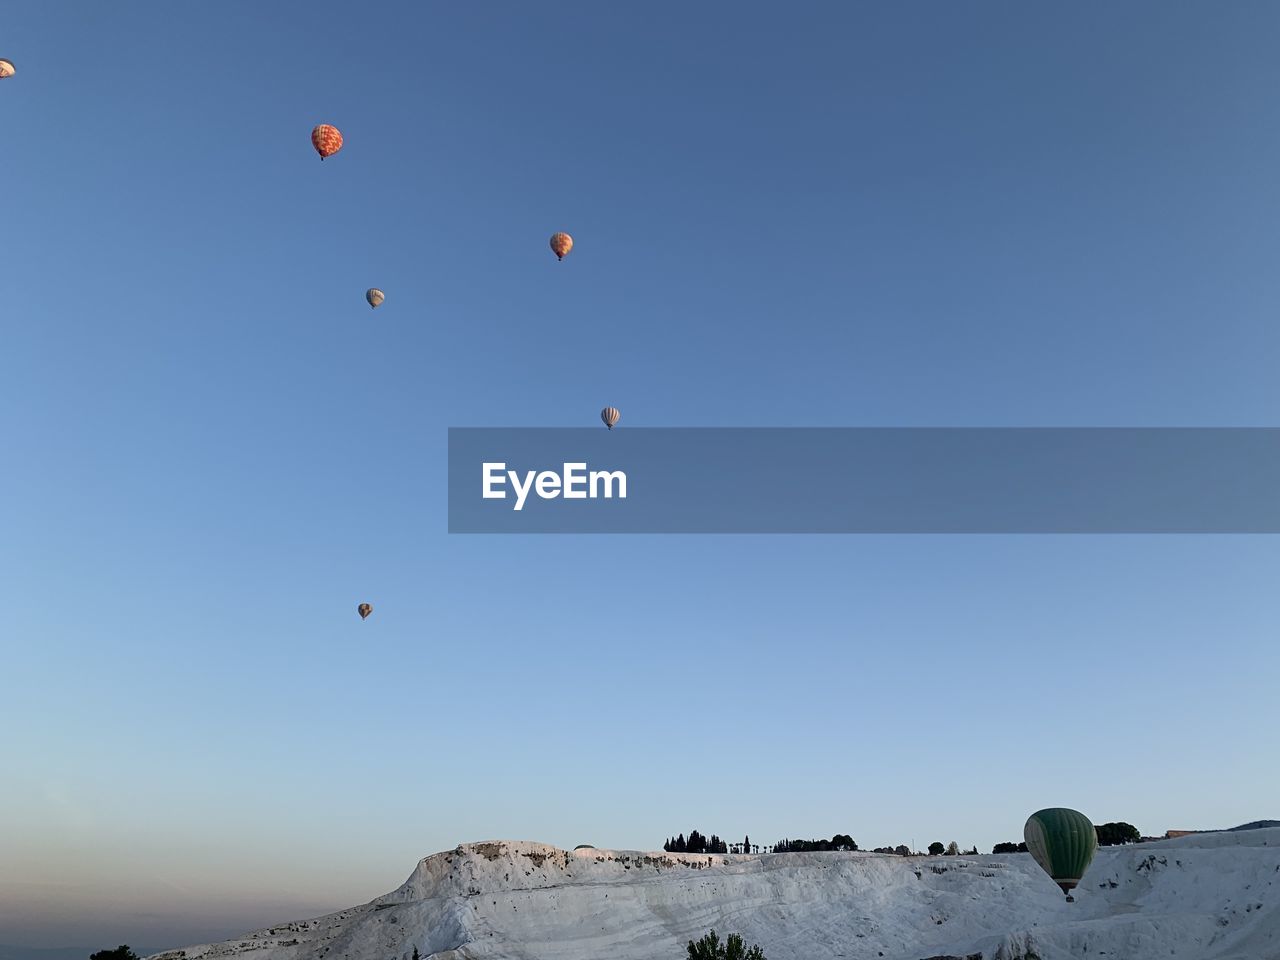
[0,947,94,960]
[1162,820,1278,838]
[1229,819,1280,831]
[0,947,164,960]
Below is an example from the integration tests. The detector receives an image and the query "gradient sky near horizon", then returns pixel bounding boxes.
[3,0,1280,950]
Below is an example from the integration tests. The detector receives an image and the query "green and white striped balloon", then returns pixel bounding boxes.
[1024,807,1097,901]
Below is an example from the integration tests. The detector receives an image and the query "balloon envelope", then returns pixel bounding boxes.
[550,232,573,260]
[366,288,385,309]
[0,59,14,79]
[1024,808,1097,899]
[601,407,620,429]
[312,124,343,159]
[357,603,373,620]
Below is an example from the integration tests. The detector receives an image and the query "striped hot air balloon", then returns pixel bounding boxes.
[601,407,620,430]
[550,232,573,261]
[357,603,373,620]
[0,59,14,80]
[312,124,343,160]
[366,288,385,309]
[1024,808,1097,902]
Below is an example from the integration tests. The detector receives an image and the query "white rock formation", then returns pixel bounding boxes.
[148,828,1280,960]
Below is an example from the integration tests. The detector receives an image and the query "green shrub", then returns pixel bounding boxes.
[687,929,766,960]
[90,947,139,960]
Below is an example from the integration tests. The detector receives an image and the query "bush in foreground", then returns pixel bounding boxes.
[687,930,766,960]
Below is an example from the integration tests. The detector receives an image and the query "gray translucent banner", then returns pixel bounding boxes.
[447,428,1280,533]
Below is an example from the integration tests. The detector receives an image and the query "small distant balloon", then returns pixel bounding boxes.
[312,124,343,160]
[366,288,385,309]
[601,407,620,430]
[0,59,14,80]
[550,232,573,261]
[358,603,373,620]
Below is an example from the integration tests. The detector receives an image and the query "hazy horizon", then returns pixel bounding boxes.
[4,0,1279,950]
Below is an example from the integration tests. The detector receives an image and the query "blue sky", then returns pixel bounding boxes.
[2,0,1279,949]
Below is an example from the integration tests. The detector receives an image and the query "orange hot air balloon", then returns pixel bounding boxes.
[358,603,372,620]
[0,59,14,80]
[312,124,343,160]
[601,407,620,430]
[550,232,573,261]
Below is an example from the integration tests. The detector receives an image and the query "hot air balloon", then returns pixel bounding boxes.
[357,603,373,620]
[601,407,620,430]
[550,232,573,261]
[1024,808,1097,902]
[366,288,385,309]
[0,60,14,80]
[312,124,343,160]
